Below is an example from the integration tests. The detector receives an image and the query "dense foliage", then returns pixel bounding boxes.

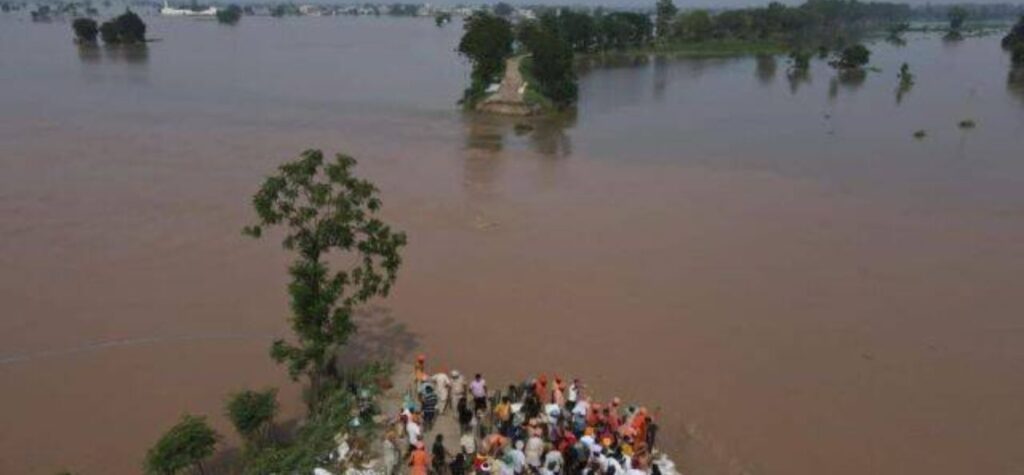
[226,389,278,447]
[99,10,146,45]
[244,150,406,409]
[522,26,578,108]
[72,17,98,44]
[458,12,514,101]
[144,415,219,475]
[833,43,871,68]
[655,0,678,40]
[947,5,969,31]
[1005,17,1024,66]
[243,364,384,473]
[216,4,242,24]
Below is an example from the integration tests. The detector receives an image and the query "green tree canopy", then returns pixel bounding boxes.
[674,10,714,42]
[216,4,242,24]
[144,415,219,475]
[526,27,578,108]
[1003,15,1024,50]
[72,17,99,44]
[833,43,870,69]
[99,10,146,45]
[458,12,514,94]
[655,0,678,40]
[226,389,278,447]
[244,150,406,408]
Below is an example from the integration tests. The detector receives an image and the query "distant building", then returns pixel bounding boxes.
[160,0,216,16]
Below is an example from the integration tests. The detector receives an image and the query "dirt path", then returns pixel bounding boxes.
[477,55,536,116]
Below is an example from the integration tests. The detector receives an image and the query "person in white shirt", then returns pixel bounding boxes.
[406,418,422,450]
[524,435,545,470]
[543,447,564,474]
[432,371,453,414]
[567,379,581,409]
[508,440,527,475]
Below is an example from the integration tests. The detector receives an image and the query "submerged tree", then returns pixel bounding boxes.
[226,389,278,448]
[144,415,219,475]
[788,48,811,72]
[72,17,99,45]
[898,62,914,87]
[99,10,146,45]
[1004,16,1024,65]
[896,62,914,104]
[244,150,406,409]
[831,44,870,69]
[216,4,242,24]
[434,12,451,27]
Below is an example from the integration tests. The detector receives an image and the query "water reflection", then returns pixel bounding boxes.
[526,111,576,158]
[896,80,912,105]
[76,44,150,65]
[755,54,778,86]
[461,111,576,159]
[76,44,102,63]
[653,55,668,100]
[828,68,868,100]
[578,53,651,74]
[787,69,811,94]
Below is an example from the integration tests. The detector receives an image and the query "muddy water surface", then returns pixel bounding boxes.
[2,15,1024,475]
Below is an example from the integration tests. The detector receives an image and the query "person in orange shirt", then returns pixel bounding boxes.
[552,377,566,408]
[534,375,550,405]
[409,441,431,475]
[631,407,649,449]
[414,354,428,383]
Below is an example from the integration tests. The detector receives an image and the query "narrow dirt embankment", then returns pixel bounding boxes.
[476,56,538,116]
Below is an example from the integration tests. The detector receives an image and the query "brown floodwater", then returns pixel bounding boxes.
[2,13,1024,475]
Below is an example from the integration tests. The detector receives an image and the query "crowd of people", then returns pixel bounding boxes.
[384,356,665,475]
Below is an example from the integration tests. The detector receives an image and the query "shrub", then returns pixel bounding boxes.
[226,389,278,447]
[833,44,870,69]
[216,4,242,24]
[99,10,146,45]
[144,415,219,475]
[72,17,99,44]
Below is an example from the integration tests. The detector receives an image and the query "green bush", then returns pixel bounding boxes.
[72,17,98,44]
[833,44,870,69]
[144,415,219,475]
[226,389,278,447]
[99,10,146,45]
[216,4,242,24]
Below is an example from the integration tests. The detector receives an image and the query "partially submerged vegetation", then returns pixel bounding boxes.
[1003,16,1024,65]
[97,10,147,45]
[216,4,242,24]
[144,150,407,473]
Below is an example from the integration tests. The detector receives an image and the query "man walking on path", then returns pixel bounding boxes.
[470,373,488,414]
[422,385,439,431]
[432,371,453,414]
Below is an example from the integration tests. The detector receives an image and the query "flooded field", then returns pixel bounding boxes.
[2,14,1023,474]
